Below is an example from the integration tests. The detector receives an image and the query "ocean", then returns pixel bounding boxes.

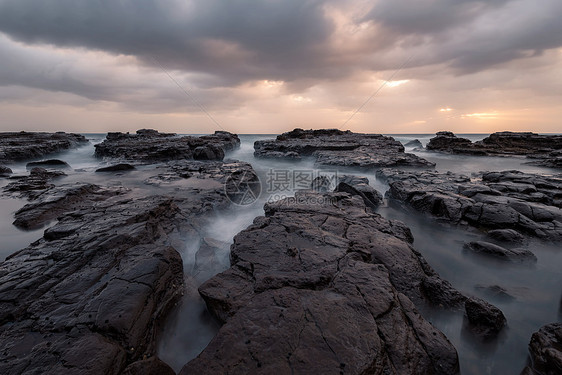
[0,133,560,374]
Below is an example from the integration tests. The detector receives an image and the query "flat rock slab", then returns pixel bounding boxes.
[463,241,537,263]
[0,132,87,163]
[182,191,463,375]
[94,129,240,161]
[377,169,562,242]
[254,128,435,168]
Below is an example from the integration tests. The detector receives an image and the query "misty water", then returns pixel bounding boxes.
[0,134,560,374]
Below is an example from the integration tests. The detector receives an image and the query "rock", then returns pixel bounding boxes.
[463,241,537,263]
[94,130,239,161]
[426,132,479,154]
[3,167,66,200]
[0,159,259,374]
[26,159,70,169]
[310,176,332,192]
[181,191,464,374]
[0,132,88,163]
[405,139,423,148]
[254,128,435,168]
[426,131,562,168]
[487,229,526,244]
[464,297,507,338]
[0,165,13,177]
[193,144,225,161]
[96,163,136,172]
[122,356,176,375]
[377,169,562,242]
[474,285,516,301]
[521,323,562,375]
[335,175,383,209]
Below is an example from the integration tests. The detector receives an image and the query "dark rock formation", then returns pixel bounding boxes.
[182,191,463,375]
[521,323,562,375]
[0,166,12,177]
[3,167,66,200]
[0,132,87,163]
[96,163,136,172]
[26,159,70,169]
[474,285,516,301]
[0,160,259,374]
[465,297,507,338]
[487,228,527,245]
[405,139,423,148]
[254,128,435,168]
[427,131,562,168]
[377,169,562,241]
[310,176,332,192]
[335,175,383,209]
[463,241,537,263]
[94,129,240,161]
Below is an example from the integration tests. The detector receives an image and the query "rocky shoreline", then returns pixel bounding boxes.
[0,129,560,374]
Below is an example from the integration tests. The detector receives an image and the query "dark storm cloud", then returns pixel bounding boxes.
[0,0,335,85]
[367,0,562,73]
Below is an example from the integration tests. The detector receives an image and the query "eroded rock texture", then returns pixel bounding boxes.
[254,128,435,168]
[0,160,257,374]
[182,191,463,375]
[521,323,562,375]
[94,129,240,161]
[377,169,562,242]
[0,132,87,163]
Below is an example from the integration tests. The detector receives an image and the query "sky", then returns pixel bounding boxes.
[0,0,561,135]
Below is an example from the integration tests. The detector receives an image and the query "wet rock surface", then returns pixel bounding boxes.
[26,159,70,169]
[254,128,435,168]
[426,131,562,168]
[0,159,258,374]
[0,132,88,163]
[335,174,383,209]
[464,297,507,338]
[521,323,562,375]
[182,191,463,375]
[96,163,136,172]
[94,129,240,161]
[0,165,13,177]
[3,167,66,200]
[377,169,562,241]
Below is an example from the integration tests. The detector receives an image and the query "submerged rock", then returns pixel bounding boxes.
[95,129,240,161]
[26,159,70,169]
[465,297,507,338]
[521,323,562,375]
[463,241,537,263]
[182,191,463,374]
[95,163,136,172]
[0,165,12,177]
[405,139,423,148]
[0,131,88,163]
[254,128,435,168]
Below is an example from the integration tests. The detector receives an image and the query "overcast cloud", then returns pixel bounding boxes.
[0,0,560,133]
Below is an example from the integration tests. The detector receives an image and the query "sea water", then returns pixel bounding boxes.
[0,134,560,374]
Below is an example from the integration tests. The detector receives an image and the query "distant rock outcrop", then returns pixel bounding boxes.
[427,131,562,168]
[94,129,240,161]
[0,132,88,163]
[254,128,435,168]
